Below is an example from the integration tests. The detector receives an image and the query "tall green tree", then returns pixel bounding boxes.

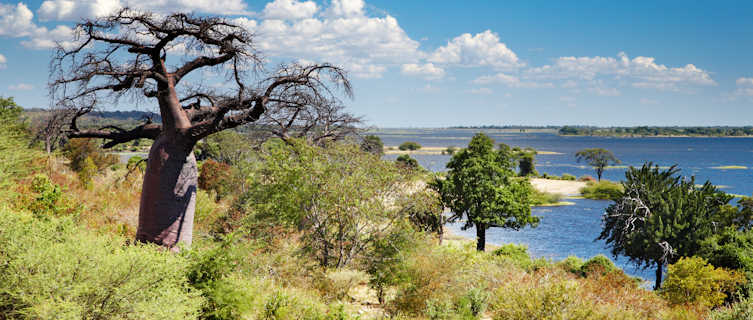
[433,133,538,251]
[575,148,620,181]
[599,163,737,289]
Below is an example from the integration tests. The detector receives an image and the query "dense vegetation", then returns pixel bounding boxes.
[6,96,753,318]
[560,125,753,137]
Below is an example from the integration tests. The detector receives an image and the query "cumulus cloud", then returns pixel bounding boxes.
[236,1,420,78]
[737,77,753,87]
[526,52,715,91]
[37,0,249,21]
[8,83,34,90]
[0,3,79,49]
[731,77,753,100]
[0,54,6,69]
[262,0,317,20]
[428,30,523,70]
[473,72,550,88]
[401,63,445,80]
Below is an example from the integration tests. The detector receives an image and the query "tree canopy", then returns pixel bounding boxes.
[598,163,740,289]
[575,148,620,181]
[433,133,538,251]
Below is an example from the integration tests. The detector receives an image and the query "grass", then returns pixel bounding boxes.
[580,180,624,200]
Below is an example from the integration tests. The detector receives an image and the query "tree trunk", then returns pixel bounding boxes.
[654,262,663,290]
[597,168,603,181]
[135,134,197,251]
[476,223,486,251]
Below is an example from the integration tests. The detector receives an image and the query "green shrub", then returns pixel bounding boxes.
[561,173,576,181]
[315,269,368,301]
[661,256,745,309]
[396,154,420,170]
[580,255,618,276]
[580,180,623,200]
[127,155,146,172]
[710,297,753,320]
[398,141,422,151]
[78,156,97,189]
[24,174,80,217]
[360,135,384,155]
[530,189,563,206]
[61,138,118,172]
[558,256,585,275]
[443,146,457,155]
[490,280,599,320]
[0,208,203,319]
[493,244,532,267]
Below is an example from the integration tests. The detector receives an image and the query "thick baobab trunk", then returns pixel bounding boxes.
[136,134,197,251]
[476,223,486,251]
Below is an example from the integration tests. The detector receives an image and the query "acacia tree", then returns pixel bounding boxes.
[50,9,352,250]
[599,163,737,289]
[575,148,620,181]
[433,133,539,251]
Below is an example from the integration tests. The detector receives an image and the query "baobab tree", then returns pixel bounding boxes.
[50,9,353,250]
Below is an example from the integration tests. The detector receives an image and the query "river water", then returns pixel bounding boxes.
[374,128,753,283]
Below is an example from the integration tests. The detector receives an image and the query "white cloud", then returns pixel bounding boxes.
[236,1,420,78]
[737,77,753,87]
[428,30,523,70]
[0,3,44,37]
[37,0,249,21]
[589,87,620,96]
[469,87,493,95]
[327,0,365,17]
[473,72,550,88]
[526,52,715,91]
[262,0,317,20]
[8,83,34,90]
[0,54,6,69]
[20,25,78,49]
[401,63,445,80]
[38,0,121,21]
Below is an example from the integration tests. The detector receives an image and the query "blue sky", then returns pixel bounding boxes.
[1,0,752,127]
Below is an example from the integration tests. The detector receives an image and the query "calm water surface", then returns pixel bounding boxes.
[374,129,753,283]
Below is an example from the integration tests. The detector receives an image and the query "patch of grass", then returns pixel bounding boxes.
[529,189,563,206]
[580,180,623,200]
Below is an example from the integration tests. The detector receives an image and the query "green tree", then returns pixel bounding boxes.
[575,148,620,181]
[361,135,384,155]
[396,154,419,170]
[0,96,37,188]
[598,163,738,289]
[433,133,538,251]
[398,141,421,151]
[512,147,538,177]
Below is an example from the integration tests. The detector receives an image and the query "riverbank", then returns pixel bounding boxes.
[383,146,563,155]
[530,178,586,196]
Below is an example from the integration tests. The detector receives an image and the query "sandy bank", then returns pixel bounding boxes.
[530,178,586,196]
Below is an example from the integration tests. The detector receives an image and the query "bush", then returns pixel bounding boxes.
[0,208,203,319]
[580,180,623,200]
[558,256,585,275]
[199,159,237,200]
[360,135,383,155]
[490,279,599,320]
[578,175,596,182]
[443,146,457,155]
[530,189,563,206]
[561,173,576,181]
[127,155,147,172]
[24,174,80,217]
[710,297,753,320]
[580,254,618,276]
[315,269,368,301]
[61,138,118,172]
[661,256,745,309]
[396,154,420,170]
[398,141,422,151]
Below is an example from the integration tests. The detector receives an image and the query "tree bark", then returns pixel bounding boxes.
[135,134,197,251]
[654,261,663,290]
[476,223,486,251]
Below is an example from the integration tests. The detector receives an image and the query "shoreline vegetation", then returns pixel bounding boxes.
[559,125,753,137]
[383,146,563,155]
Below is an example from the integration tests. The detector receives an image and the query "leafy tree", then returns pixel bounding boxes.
[50,10,352,250]
[398,141,421,151]
[237,139,408,268]
[396,154,419,170]
[433,133,538,251]
[360,135,384,155]
[660,256,744,309]
[512,147,538,177]
[398,187,445,243]
[599,163,738,289]
[575,148,620,181]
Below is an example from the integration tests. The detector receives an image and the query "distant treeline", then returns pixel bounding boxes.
[559,125,753,137]
[24,108,162,123]
[450,125,561,129]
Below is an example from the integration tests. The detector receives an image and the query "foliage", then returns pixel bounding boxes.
[396,154,420,170]
[398,141,422,151]
[77,156,97,189]
[127,155,147,171]
[196,130,254,165]
[580,255,618,276]
[443,146,457,155]
[561,173,576,181]
[698,227,753,295]
[314,269,369,301]
[560,125,753,137]
[236,139,408,268]
[61,138,118,172]
[0,97,38,188]
[399,186,445,237]
[512,147,538,177]
[709,297,753,320]
[23,174,81,217]
[199,160,237,201]
[599,163,739,289]
[580,180,623,200]
[575,148,620,181]
[660,257,744,309]
[0,207,203,319]
[433,133,538,251]
[529,189,563,206]
[360,134,384,155]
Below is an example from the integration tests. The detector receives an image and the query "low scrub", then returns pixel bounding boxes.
[580,180,623,200]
